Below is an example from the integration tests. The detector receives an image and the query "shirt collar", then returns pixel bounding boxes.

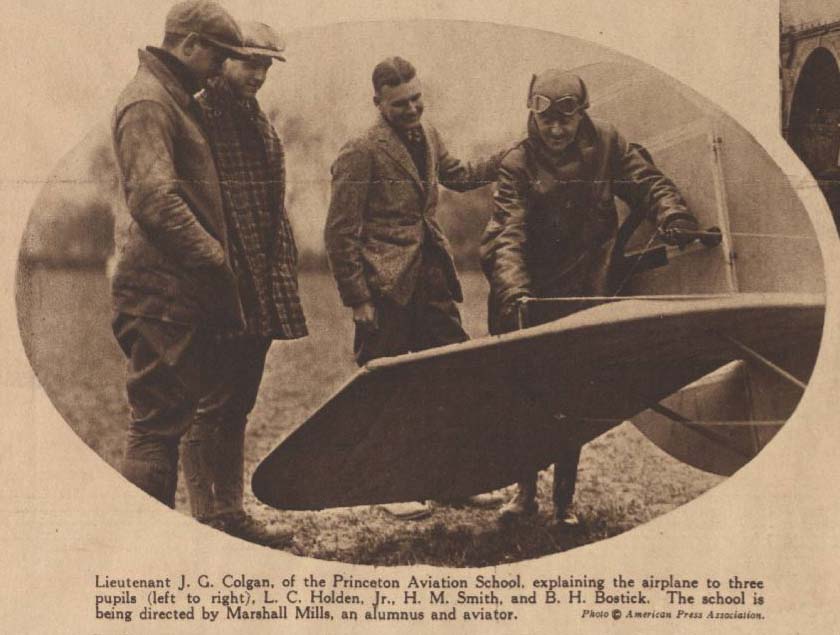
[381,115,425,145]
[203,77,261,116]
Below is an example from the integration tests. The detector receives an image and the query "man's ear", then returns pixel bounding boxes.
[181,32,201,56]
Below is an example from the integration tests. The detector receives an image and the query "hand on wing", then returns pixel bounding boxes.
[500,293,532,332]
[659,213,699,249]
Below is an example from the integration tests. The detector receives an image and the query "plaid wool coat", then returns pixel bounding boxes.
[197,79,306,339]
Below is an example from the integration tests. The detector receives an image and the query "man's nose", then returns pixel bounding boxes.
[254,67,267,82]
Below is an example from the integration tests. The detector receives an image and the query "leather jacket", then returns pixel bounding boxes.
[480,115,691,332]
[111,49,244,329]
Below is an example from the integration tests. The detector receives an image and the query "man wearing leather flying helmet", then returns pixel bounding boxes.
[180,21,307,547]
[481,69,698,526]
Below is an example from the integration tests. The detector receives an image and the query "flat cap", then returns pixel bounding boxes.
[165,0,243,53]
[237,21,287,61]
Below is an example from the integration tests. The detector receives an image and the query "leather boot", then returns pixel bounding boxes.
[181,422,218,520]
[432,491,506,509]
[207,511,294,548]
[378,501,432,520]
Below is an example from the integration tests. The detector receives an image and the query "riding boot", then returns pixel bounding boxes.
[181,422,218,520]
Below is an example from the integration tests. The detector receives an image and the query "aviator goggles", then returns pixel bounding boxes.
[527,94,586,116]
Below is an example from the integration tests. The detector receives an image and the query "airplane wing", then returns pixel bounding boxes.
[252,293,823,510]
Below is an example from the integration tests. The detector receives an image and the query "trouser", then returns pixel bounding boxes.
[354,244,468,366]
[181,336,271,520]
[518,441,582,509]
[552,441,582,509]
[113,313,217,507]
[493,256,608,508]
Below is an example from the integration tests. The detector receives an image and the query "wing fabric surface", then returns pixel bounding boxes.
[253,294,823,509]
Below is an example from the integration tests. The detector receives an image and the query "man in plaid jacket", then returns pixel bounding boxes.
[185,21,306,546]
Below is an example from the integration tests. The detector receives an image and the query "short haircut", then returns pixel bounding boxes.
[372,57,416,93]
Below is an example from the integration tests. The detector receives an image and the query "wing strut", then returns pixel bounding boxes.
[556,415,783,428]
[716,332,807,390]
[555,406,772,463]
[643,401,754,460]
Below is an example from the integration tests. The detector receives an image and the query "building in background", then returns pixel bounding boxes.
[781,0,840,232]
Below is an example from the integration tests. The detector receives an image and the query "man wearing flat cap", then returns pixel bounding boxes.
[110,1,248,522]
[179,22,306,546]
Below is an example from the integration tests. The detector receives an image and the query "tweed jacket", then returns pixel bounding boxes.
[111,49,244,329]
[480,115,691,330]
[325,117,498,307]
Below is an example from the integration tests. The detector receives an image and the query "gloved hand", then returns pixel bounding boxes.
[659,213,699,249]
[499,293,532,332]
[352,300,378,333]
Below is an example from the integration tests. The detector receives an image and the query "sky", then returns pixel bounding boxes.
[1,1,778,184]
[781,0,840,30]
[1,1,781,260]
[15,18,640,257]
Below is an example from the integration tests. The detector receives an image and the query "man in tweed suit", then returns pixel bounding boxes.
[183,21,306,546]
[324,56,501,519]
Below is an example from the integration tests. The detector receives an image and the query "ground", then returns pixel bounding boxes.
[17,265,723,566]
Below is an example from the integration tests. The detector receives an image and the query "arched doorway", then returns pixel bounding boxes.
[789,47,840,232]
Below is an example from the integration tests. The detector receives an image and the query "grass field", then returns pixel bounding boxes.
[17,265,723,566]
